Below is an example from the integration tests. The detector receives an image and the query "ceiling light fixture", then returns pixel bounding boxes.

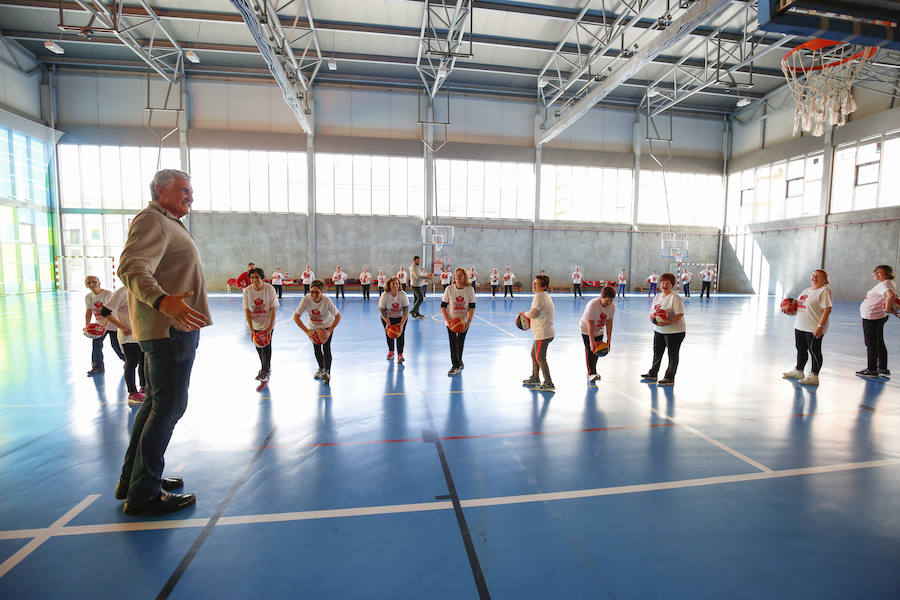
[646,87,660,98]
[736,97,751,107]
[538,76,549,88]
[327,58,337,71]
[185,49,199,64]
[44,40,64,55]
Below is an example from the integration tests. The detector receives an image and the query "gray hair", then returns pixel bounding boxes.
[150,169,190,201]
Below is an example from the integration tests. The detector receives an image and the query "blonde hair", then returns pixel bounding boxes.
[814,269,830,285]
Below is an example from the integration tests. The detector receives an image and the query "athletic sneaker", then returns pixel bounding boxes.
[657,378,674,386]
[782,369,804,379]
[640,373,657,381]
[313,368,324,380]
[856,369,879,378]
[321,370,331,384]
[397,354,405,363]
[522,376,540,385]
[448,367,459,376]
[538,381,555,391]
[799,373,819,386]
[255,369,265,381]
[588,373,600,382]
[458,362,464,370]
[386,351,394,360]
[127,392,144,405]
[878,368,891,376]
[86,367,104,377]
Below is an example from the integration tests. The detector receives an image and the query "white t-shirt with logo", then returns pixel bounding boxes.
[242,283,279,330]
[503,271,515,284]
[294,294,339,330]
[573,271,583,284]
[442,284,476,320]
[359,272,373,285]
[332,271,346,285]
[681,271,693,283]
[468,270,477,283]
[618,273,627,284]
[795,285,832,333]
[580,298,615,336]
[648,273,659,284]
[440,272,452,285]
[302,270,314,284]
[85,289,116,331]
[105,287,134,343]
[700,269,713,282]
[490,272,500,285]
[271,271,284,285]
[651,292,686,334]
[397,271,407,284]
[860,280,897,320]
[379,291,409,319]
[526,291,555,340]
[377,273,387,287]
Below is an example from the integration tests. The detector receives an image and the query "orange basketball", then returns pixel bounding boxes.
[386,324,402,338]
[448,318,466,333]
[311,329,330,345]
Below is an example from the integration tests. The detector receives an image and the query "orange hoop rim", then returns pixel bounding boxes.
[782,39,878,73]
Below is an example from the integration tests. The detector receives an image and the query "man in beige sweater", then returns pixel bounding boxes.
[115,169,211,516]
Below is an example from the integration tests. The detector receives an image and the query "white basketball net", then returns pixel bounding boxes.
[781,42,877,137]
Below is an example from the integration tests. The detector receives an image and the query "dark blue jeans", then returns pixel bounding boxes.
[92,330,124,369]
[119,329,199,502]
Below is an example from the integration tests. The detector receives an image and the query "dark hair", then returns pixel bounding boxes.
[414,255,420,261]
[660,272,677,285]
[535,274,550,290]
[601,285,616,299]
[311,279,325,290]
[875,265,895,280]
[249,268,265,279]
[248,263,255,267]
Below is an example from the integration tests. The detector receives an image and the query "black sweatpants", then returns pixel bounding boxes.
[581,332,604,375]
[384,316,405,355]
[491,285,498,297]
[92,330,124,369]
[504,284,514,298]
[649,331,685,380]
[362,284,371,300]
[335,284,345,299]
[573,283,582,298]
[862,317,888,371]
[313,332,333,371]
[255,329,273,373]
[700,281,711,298]
[122,342,146,394]
[274,284,283,299]
[794,328,823,375]
[447,326,468,369]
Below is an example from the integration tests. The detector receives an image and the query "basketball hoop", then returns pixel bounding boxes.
[781,39,878,137]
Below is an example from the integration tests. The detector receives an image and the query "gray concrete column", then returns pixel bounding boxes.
[716,118,731,289]
[179,81,189,172]
[628,113,641,286]
[306,100,317,272]
[423,102,434,268]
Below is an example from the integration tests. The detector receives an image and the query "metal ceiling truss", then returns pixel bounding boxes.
[537,0,668,110]
[230,0,323,134]
[642,1,794,117]
[416,0,473,99]
[60,0,185,85]
[538,0,735,144]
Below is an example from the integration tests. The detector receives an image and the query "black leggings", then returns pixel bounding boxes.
[794,329,823,375]
[335,284,345,299]
[649,331,685,380]
[491,285,498,297]
[122,342,146,394]
[447,326,468,368]
[378,286,385,296]
[700,281,711,298]
[303,284,310,295]
[573,283,582,297]
[862,317,888,371]
[384,316,405,354]
[504,284,514,298]
[274,284,283,299]
[255,328,273,373]
[531,337,553,381]
[313,331,333,371]
[581,333,604,375]
[362,284,371,300]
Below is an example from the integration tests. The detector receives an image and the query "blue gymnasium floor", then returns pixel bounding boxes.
[1,290,900,599]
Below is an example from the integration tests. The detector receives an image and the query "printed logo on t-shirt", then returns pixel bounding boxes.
[93,301,103,315]
[797,294,808,311]
[598,314,607,326]
[254,298,263,306]
[311,308,322,322]
[392,303,399,310]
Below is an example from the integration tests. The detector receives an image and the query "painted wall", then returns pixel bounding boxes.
[0,44,42,120]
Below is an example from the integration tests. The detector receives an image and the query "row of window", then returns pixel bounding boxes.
[0,128,49,206]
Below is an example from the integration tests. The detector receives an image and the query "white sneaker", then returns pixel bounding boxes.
[588,373,600,382]
[782,369,804,379]
[321,370,331,384]
[313,368,323,379]
[799,374,819,386]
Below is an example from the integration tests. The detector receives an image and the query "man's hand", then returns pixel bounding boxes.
[159,292,208,330]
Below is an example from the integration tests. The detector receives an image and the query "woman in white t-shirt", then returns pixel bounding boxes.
[441,268,476,375]
[572,266,584,299]
[468,267,478,290]
[617,269,627,298]
[856,264,898,377]
[271,267,284,300]
[397,267,408,291]
[503,268,515,298]
[647,271,659,298]
[294,279,341,383]
[521,274,555,391]
[379,277,409,362]
[84,275,124,376]
[489,269,500,298]
[332,266,346,300]
[580,286,616,382]
[359,267,373,301]
[440,267,452,291]
[782,269,832,386]
[376,270,387,295]
[642,272,685,386]
[301,265,314,295]
[243,268,279,382]
[100,286,146,404]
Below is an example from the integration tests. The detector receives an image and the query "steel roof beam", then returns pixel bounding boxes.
[416,0,472,98]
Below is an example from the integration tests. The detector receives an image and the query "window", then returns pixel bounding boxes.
[638,170,722,227]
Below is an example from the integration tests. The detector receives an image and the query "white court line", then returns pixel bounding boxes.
[603,383,774,473]
[473,314,519,339]
[1,459,898,543]
[0,494,100,578]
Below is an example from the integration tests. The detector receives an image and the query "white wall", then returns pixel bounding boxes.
[0,43,42,120]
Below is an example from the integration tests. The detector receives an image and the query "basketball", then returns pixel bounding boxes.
[311,329,330,345]
[83,323,106,339]
[449,318,466,332]
[252,330,271,348]
[386,323,402,338]
[592,341,609,357]
[780,298,798,316]
[515,312,531,330]
[651,308,668,325]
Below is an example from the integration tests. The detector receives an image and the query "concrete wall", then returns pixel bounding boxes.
[0,44,42,121]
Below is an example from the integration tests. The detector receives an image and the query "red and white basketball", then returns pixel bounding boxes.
[515,312,531,331]
[780,298,798,316]
[252,330,271,348]
[311,329,330,345]
[651,308,668,325]
[83,323,106,339]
